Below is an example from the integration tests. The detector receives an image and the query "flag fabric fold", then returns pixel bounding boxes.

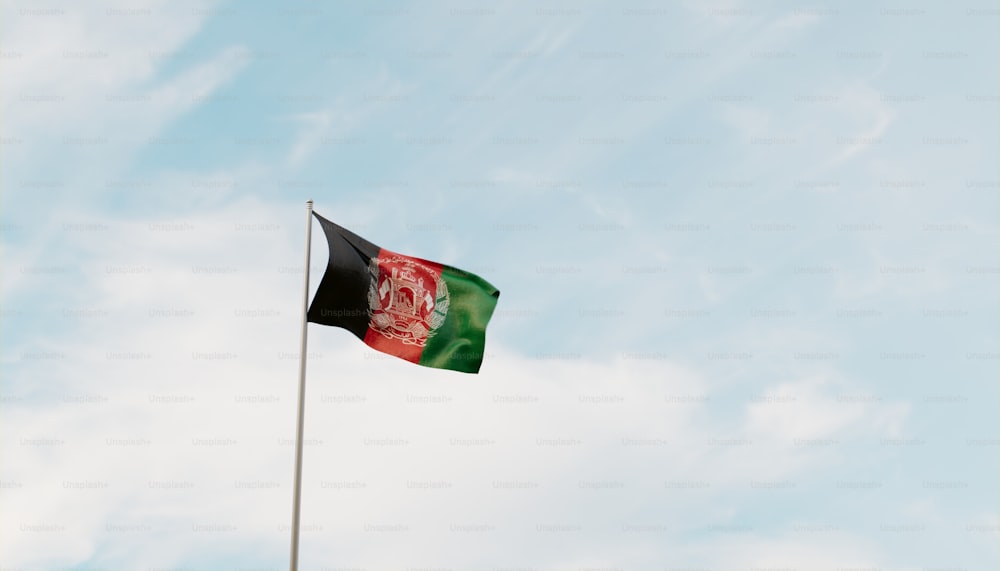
[307,211,499,373]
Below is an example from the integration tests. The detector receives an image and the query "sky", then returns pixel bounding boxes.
[1,1,998,570]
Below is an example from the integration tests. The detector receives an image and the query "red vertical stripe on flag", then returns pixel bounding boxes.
[361,248,445,364]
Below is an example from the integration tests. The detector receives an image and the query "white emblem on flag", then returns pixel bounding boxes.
[367,256,449,346]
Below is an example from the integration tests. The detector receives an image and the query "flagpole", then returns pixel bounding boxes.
[289,199,313,571]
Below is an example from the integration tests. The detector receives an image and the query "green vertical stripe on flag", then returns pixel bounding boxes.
[419,265,499,373]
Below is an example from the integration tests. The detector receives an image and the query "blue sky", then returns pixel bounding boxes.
[1,1,997,569]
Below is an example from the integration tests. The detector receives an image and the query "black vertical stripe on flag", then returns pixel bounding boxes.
[306,212,380,339]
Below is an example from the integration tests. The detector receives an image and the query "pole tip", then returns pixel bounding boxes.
[306,199,313,205]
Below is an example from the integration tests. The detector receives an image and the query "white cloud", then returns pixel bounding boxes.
[286,110,335,169]
[745,376,867,441]
[1,0,248,191]
[826,84,896,167]
[704,534,883,571]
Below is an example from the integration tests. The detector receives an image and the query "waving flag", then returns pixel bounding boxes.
[307,211,500,373]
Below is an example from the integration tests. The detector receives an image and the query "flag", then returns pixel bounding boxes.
[307,211,500,373]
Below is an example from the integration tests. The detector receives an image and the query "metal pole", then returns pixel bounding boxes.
[289,199,313,571]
